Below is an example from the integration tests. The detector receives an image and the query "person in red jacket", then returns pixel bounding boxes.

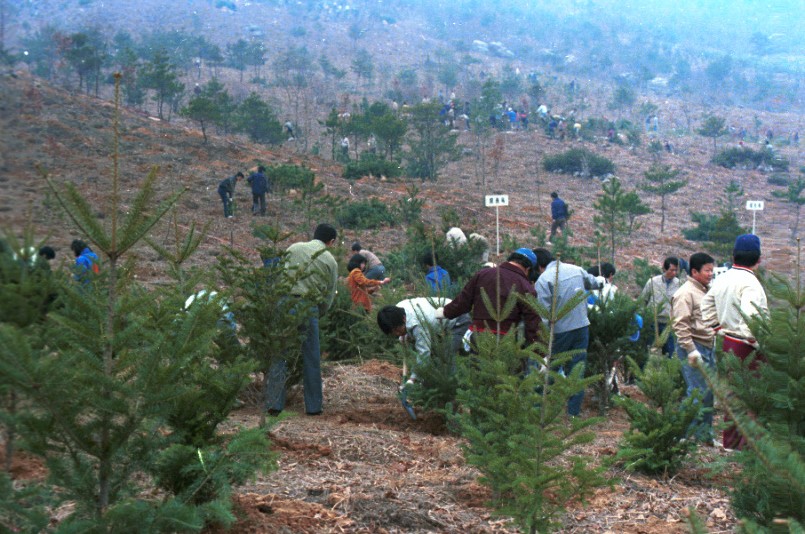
[345,254,390,312]
[441,248,540,348]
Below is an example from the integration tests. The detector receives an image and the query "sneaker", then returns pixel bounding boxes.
[226,215,234,219]
[546,241,553,246]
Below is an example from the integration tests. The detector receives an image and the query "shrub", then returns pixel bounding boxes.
[319,287,386,361]
[581,117,615,141]
[712,146,789,171]
[543,148,615,177]
[265,164,315,193]
[336,199,396,229]
[381,224,490,288]
[619,121,642,147]
[343,154,402,180]
[766,173,790,187]
[682,210,748,260]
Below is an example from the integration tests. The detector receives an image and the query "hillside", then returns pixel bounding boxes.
[0,45,796,534]
[0,68,801,284]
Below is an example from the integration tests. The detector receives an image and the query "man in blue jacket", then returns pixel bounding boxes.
[549,191,569,244]
[247,165,269,216]
[70,239,99,283]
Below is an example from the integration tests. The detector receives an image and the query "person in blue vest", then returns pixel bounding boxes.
[548,191,569,244]
[247,166,269,216]
[423,251,451,294]
[70,239,99,283]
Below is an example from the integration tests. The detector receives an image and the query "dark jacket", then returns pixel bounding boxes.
[218,175,238,197]
[247,171,269,195]
[443,262,540,343]
[551,197,568,220]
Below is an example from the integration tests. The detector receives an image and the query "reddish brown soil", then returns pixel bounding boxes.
[202,362,739,533]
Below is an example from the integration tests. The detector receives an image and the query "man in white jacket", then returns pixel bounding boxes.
[701,233,768,450]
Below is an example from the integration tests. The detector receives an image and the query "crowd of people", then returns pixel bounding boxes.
[11,207,768,452]
[257,209,767,455]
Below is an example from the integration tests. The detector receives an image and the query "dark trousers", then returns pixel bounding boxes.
[264,303,322,414]
[219,191,232,217]
[550,217,567,240]
[252,193,266,216]
[364,265,386,280]
[553,326,589,416]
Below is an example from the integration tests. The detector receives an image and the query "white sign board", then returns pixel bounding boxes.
[485,194,509,207]
[485,194,509,256]
[746,201,764,211]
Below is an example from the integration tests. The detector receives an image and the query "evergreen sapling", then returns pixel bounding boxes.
[451,272,607,533]
[615,356,700,475]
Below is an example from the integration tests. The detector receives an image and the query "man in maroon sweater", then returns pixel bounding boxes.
[441,248,541,346]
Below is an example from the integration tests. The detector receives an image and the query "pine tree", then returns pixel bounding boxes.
[771,174,805,243]
[0,77,273,530]
[712,263,805,529]
[217,225,317,424]
[586,292,640,413]
[451,277,606,533]
[405,101,462,182]
[232,92,284,145]
[0,229,60,473]
[593,177,645,263]
[140,48,184,120]
[697,115,728,156]
[615,356,699,475]
[641,164,687,233]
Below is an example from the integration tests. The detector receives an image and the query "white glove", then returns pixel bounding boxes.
[434,307,445,320]
[687,350,703,367]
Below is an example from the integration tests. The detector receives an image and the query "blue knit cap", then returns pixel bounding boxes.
[734,234,761,253]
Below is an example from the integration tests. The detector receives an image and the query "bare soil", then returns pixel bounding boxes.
[203,361,739,533]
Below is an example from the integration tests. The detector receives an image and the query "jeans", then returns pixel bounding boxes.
[553,326,589,416]
[364,264,386,281]
[264,304,322,414]
[676,341,715,441]
[219,191,232,217]
[252,193,266,216]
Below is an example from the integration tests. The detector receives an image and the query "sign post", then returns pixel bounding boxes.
[485,194,509,256]
[746,200,764,235]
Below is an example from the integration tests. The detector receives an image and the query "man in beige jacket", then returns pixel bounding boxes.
[671,252,716,443]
